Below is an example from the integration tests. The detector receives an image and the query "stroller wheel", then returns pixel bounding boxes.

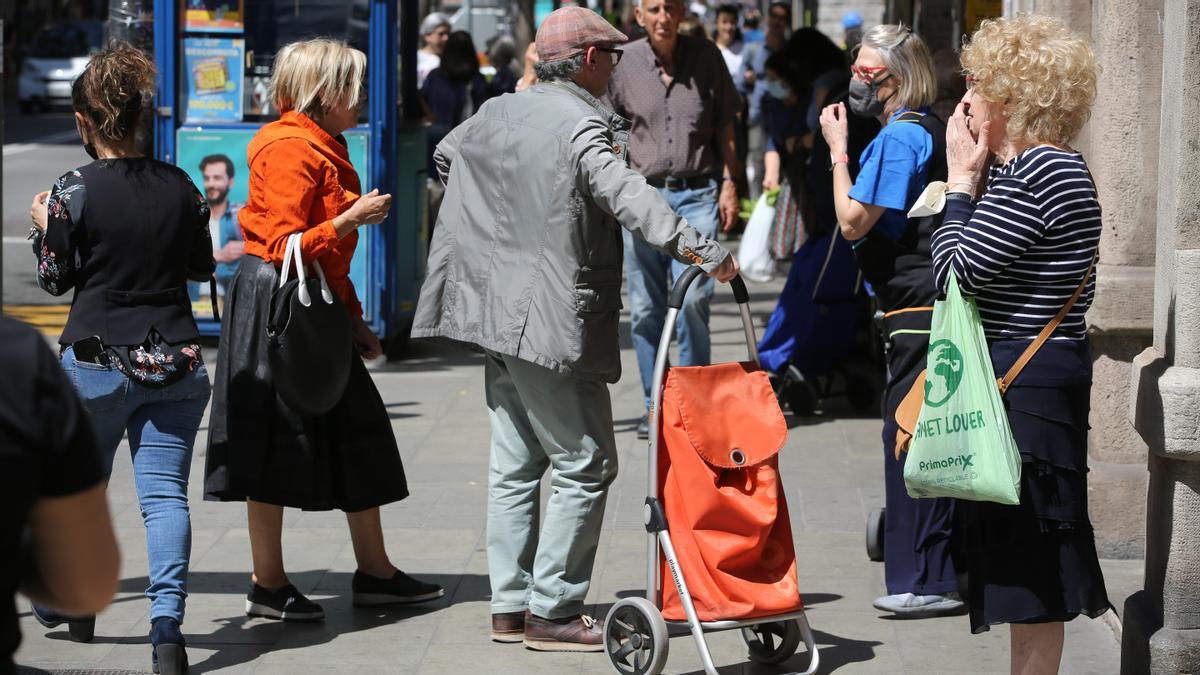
[782,365,818,416]
[866,507,886,562]
[604,597,669,675]
[742,619,803,665]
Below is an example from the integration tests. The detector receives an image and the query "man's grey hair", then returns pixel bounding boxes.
[533,54,585,82]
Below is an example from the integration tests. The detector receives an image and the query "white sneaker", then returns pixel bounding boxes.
[873,591,965,616]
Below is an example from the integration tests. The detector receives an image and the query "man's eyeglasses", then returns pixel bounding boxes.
[596,47,623,66]
[850,64,888,83]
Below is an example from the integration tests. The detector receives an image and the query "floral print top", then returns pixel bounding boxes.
[33,165,211,386]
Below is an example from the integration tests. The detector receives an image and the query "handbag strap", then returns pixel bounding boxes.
[277,232,334,306]
[209,277,221,323]
[997,252,1096,395]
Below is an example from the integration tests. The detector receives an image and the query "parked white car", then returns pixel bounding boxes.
[18,21,103,114]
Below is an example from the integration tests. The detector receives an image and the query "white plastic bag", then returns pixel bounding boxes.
[737,193,777,283]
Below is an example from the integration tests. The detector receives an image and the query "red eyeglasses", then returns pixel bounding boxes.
[850,64,888,83]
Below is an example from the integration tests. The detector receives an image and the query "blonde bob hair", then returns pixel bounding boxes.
[270,39,366,118]
[960,14,1098,146]
[861,24,936,110]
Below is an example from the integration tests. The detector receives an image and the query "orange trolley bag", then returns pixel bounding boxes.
[602,268,819,675]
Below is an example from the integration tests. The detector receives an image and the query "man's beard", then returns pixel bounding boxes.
[207,189,229,207]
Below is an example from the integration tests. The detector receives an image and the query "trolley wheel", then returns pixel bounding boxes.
[604,597,669,675]
[866,507,886,562]
[742,619,802,665]
[846,373,877,411]
[782,365,818,416]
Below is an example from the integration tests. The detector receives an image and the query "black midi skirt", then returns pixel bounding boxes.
[203,255,409,512]
[956,338,1111,633]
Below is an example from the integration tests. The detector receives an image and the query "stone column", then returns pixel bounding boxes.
[1056,0,1161,559]
[1122,0,1200,672]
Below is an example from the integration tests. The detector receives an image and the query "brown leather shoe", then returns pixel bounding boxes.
[491,611,526,643]
[522,613,603,652]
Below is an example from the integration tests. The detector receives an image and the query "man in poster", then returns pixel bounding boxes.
[200,154,244,305]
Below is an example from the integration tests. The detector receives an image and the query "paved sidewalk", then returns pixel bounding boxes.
[14,276,1126,674]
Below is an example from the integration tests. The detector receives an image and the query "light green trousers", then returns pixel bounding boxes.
[484,351,619,619]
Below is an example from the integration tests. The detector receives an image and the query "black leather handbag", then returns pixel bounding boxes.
[266,233,353,415]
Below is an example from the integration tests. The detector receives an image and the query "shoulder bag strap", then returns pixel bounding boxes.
[997,252,1096,395]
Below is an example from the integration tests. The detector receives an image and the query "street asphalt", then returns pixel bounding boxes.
[9,267,1136,674]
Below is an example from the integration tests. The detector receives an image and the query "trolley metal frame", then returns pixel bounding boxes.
[604,266,820,675]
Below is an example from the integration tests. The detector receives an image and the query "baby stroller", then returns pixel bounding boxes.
[603,267,819,675]
[758,230,880,417]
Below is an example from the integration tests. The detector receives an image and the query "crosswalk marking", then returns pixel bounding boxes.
[3,304,69,337]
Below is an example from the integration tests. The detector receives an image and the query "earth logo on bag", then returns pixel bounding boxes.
[923,339,964,407]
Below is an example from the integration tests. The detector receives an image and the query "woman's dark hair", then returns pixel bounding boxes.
[785,27,848,86]
[764,50,803,94]
[440,30,480,83]
[70,41,155,144]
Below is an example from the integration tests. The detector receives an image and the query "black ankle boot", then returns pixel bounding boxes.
[150,617,188,674]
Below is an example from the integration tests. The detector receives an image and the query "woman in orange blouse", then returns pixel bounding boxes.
[204,39,442,620]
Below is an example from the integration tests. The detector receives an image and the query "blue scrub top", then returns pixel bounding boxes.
[847,108,933,241]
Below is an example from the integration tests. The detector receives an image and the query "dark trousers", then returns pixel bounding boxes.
[880,315,958,596]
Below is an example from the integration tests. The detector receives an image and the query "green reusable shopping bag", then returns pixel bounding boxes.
[902,273,1022,505]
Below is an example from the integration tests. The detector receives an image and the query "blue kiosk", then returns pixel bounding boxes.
[152,0,426,356]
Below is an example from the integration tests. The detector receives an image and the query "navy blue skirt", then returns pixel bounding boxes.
[957,338,1111,633]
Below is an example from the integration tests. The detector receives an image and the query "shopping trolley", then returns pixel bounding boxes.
[603,267,819,675]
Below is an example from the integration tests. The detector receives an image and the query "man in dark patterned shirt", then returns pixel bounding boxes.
[607,0,743,438]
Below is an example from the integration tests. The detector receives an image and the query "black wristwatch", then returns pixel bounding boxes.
[945,191,975,203]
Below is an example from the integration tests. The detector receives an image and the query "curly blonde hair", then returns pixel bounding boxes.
[960,14,1098,146]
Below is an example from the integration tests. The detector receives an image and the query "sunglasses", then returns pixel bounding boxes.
[850,64,888,83]
[596,47,623,66]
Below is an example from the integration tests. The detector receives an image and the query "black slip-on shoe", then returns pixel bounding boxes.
[32,603,95,642]
[636,413,650,439]
[150,617,188,674]
[245,583,325,621]
[351,569,445,606]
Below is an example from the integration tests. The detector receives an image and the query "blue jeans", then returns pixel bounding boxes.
[61,346,211,624]
[623,181,720,408]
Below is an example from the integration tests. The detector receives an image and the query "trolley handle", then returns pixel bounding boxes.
[668,266,751,309]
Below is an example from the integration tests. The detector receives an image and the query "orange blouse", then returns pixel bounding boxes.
[239,110,363,317]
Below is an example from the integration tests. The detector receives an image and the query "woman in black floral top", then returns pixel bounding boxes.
[26,43,212,675]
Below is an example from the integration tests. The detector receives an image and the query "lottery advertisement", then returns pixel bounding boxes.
[183,0,245,33]
[183,38,244,123]
[176,127,372,322]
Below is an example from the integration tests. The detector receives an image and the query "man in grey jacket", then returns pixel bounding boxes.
[412,6,737,653]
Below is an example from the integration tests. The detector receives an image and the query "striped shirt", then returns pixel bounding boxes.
[931,146,1100,341]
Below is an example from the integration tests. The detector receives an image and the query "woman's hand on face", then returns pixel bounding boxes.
[819,103,849,158]
[30,191,49,232]
[351,313,383,360]
[946,101,992,192]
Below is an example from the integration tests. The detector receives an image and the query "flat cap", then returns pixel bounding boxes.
[535,6,627,63]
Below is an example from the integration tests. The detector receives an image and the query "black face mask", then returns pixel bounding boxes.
[848,73,894,118]
[83,142,99,160]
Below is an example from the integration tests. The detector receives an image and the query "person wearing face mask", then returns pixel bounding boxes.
[819,24,964,619]
[27,42,213,674]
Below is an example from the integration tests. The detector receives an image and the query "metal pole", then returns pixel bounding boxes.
[1,19,5,311]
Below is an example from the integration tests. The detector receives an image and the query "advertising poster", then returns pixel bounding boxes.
[183,38,245,123]
[176,127,371,322]
[183,0,245,33]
